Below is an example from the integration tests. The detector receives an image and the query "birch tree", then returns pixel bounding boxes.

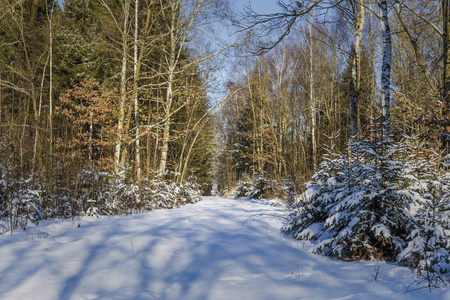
[379,0,392,125]
[343,0,366,138]
[132,0,160,184]
[133,0,141,184]
[156,0,233,175]
[308,12,318,170]
[363,0,393,126]
[116,0,130,176]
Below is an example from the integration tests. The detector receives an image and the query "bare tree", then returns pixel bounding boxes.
[156,0,237,175]
[393,0,447,85]
[240,0,328,54]
[99,0,132,176]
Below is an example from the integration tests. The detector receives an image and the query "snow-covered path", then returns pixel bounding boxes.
[0,197,448,300]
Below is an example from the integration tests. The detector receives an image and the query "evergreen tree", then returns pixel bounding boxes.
[398,134,450,288]
[285,119,412,260]
[233,98,254,177]
[56,0,106,89]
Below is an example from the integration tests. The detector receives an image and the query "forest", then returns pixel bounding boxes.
[0,0,224,222]
[0,0,449,289]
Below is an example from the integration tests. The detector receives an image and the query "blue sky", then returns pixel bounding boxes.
[233,0,279,14]
[208,1,284,103]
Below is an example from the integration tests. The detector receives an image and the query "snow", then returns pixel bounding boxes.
[0,197,448,300]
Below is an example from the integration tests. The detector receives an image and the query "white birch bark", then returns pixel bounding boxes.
[159,1,177,175]
[309,12,317,171]
[89,112,93,161]
[349,3,365,138]
[369,2,375,124]
[134,0,141,184]
[114,0,130,175]
[380,0,392,127]
[159,70,173,174]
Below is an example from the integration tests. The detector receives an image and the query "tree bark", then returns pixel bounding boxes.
[49,5,53,162]
[159,71,173,174]
[349,3,365,139]
[369,2,375,129]
[349,45,358,138]
[309,13,317,171]
[114,0,130,175]
[159,2,177,175]
[134,0,141,185]
[0,71,2,136]
[443,0,450,85]
[32,59,48,175]
[380,0,392,127]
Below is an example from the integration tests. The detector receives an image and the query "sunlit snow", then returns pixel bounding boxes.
[0,197,448,299]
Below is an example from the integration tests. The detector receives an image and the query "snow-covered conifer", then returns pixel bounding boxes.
[398,134,450,287]
[285,121,412,260]
[284,131,350,243]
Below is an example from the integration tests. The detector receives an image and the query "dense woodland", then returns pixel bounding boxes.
[0,0,449,287]
[0,0,226,224]
[217,0,450,192]
[215,0,450,286]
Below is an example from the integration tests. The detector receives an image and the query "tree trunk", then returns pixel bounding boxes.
[0,71,2,136]
[159,4,177,175]
[89,111,93,161]
[349,46,358,138]
[380,0,392,127]
[349,3,365,139]
[32,59,48,175]
[444,0,450,85]
[181,129,201,183]
[159,71,173,174]
[176,94,196,182]
[309,14,317,171]
[114,0,130,175]
[49,6,53,162]
[134,0,141,185]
